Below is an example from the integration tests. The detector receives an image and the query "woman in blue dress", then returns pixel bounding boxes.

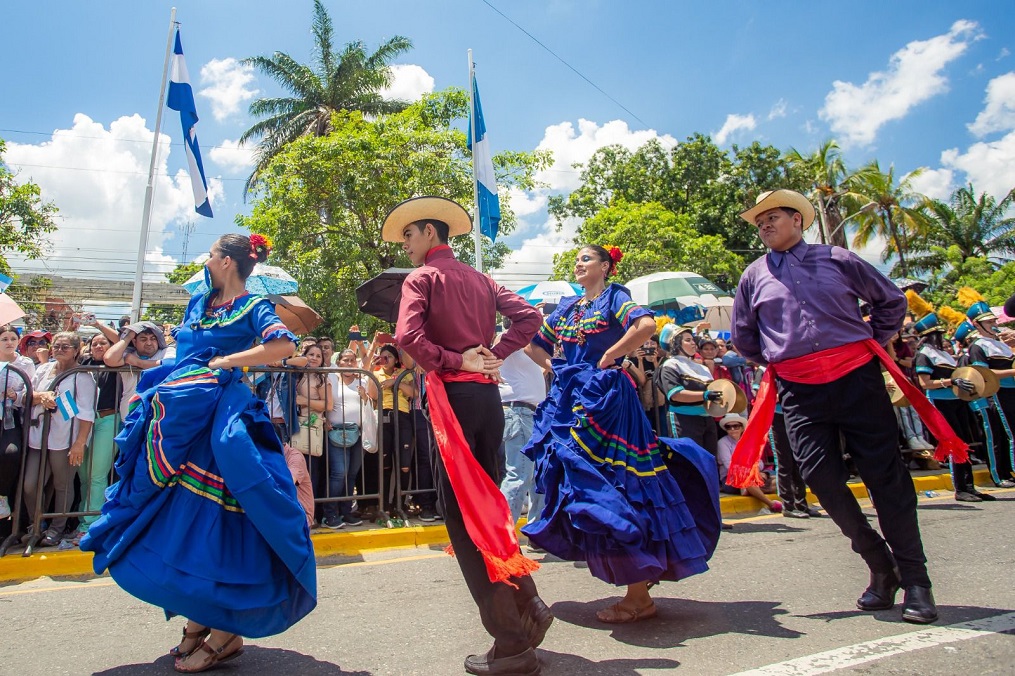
[523,245,721,624]
[81,234,316,673]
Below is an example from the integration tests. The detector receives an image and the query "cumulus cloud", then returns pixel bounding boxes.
[208,138,256,173]
[819,20,982,146]
[940,131,1015,200]
[379,64,435,102]
[507,187,548,220]
[534,118,677,192]
[4,113,222,282]
[768,99,788,120]
[906,167,955,201]
[714,113,757,145]
[968,72,1015,137]
[198,58,258,121]
[492,216,580,290]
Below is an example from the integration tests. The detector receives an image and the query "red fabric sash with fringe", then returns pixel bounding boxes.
[727,339,969,488]
[425,371,539,587]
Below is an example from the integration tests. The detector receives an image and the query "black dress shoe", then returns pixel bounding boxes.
[901,585,938,624]
[857,568,901,611]
[955,491,983,502]
[464,647,540,675]
[519,596,553,649]
[804,507,823,517]
[971,490,997,501]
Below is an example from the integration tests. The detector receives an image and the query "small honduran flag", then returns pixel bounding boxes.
[55,389,80,422]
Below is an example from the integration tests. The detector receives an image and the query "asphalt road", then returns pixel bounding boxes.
[2,490,1013,676]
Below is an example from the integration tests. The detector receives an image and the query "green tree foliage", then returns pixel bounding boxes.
[240,0,413,193]
[0,139,59,276]
[785,139,851,248]
[924,249,1015,313]
[550,200,745,290]
[239,89,550,337]
[548,134,802,262]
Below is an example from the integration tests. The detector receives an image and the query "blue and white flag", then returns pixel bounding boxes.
[467,75,501,242]
[0,272,12,294]
[55,389,79,422]
[167,28,213,218]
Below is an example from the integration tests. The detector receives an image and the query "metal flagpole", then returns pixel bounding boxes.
[468,49,483,273]
[130,7,177,322]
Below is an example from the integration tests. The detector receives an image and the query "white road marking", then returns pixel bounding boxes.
[729,611,1015,675]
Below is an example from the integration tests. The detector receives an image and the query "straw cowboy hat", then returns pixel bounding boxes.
[381,196,473,243]
[739,189,816,229]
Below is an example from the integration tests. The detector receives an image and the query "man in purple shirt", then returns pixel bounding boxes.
[385,196,550,676]
[731,189,937,624]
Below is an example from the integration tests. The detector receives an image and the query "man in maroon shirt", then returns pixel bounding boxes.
[385,196,549,676]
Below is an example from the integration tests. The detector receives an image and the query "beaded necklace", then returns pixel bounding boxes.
[572,287,607,346]
[205,292,246,320]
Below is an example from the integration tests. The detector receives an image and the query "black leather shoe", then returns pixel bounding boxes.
[857,568,901,611]
[955,491,983,502]
[901,586,938,624]
[519,596,553,649]
[804,507,823,517]
[464,647,540,675]
[971,490,997,501]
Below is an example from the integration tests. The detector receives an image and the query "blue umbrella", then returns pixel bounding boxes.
[515,281,583,305]
[182,263,299,296]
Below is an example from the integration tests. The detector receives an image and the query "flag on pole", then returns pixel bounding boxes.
[0,272,12,294]
[167,28,213,218]
[468,75,501,242]
[55,389,80,422]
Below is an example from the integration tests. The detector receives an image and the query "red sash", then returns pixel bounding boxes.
[727,339,969,488]
[425,371,539,587]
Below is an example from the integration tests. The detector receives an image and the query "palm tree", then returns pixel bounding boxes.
[785,139,850,248]
[239,0,413,193]
[842,160,929,277]
[904,185,1015,275]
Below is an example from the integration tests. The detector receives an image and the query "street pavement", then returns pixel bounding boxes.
[2,490,1013,675]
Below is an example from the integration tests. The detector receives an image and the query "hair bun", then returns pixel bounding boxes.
[249,233,272,263]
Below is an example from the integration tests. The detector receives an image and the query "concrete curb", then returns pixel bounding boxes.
[0,469,996,585]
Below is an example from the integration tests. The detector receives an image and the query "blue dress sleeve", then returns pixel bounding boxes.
[610,286,652,330]
[252,299,298,344]
[531,305,564,354]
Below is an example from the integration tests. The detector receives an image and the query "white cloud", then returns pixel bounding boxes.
[714,113,757,145]
[534,118,677,192]
[492,216,579,290]
[4,113,223,282]
[819,20,982,146]
[507,187,547,220]
[999,48,1011,61]
[767,99,788,120]
[379,64,434,102]
[208,138,256,173]
[940,130,1015,200]
[968,72,1015,137]
[198,58,258,121]
[906,167,955,200]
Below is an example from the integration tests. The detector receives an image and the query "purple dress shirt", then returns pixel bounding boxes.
[731,240,906,365]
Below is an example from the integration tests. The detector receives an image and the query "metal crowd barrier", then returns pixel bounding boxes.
[0,364,34,556]
[389,368,439,520]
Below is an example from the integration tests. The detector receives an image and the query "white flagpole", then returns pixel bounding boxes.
[468,49,483,273]
[130,7,177,322]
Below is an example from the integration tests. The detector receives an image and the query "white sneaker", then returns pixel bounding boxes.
[0,495,9,520]
[906,437,923,450]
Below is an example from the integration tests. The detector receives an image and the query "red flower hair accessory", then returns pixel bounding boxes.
[249,233,272,259]
[607,246,623,275]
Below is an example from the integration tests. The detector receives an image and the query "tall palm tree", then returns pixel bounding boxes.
[904,185,1015,275]
[239,0,413,193]
[842,160,929,277]
[785,139,850,248]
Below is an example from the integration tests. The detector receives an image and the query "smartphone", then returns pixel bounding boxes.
[542,303,557,315]
[347,330,363,341]
[375,332,394,345]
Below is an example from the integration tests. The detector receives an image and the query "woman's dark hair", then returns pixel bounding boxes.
[379,344,401,367]
[580,244,623,278]
[300,343,327,388]
[919,331,943,349]
[215,234,268,280]
[0,324,17,338]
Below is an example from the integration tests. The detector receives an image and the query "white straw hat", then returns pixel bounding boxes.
[381,196,472,243]
[739,189,816,229]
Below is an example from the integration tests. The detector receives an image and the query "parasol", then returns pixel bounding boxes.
[0,294,26,326]
[355,268,413,323]
[514,281,583,305]
[266,295,323,335]
[182,263,299,296]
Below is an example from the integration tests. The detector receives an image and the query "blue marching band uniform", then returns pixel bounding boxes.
[81,291,317,638]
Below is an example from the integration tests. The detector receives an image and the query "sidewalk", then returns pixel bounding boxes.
[0,468,996,584]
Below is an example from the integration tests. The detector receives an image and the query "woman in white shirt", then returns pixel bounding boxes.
[25,332,96,547]
[1,324,36,524]
[717,414,781,513]
[320,349,376,529]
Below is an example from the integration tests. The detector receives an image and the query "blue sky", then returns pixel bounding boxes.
[3,1,1015,316]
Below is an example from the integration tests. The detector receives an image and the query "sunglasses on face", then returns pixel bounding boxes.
[51,344,75,352]
[26,339,47,346]
[726,423,744,430]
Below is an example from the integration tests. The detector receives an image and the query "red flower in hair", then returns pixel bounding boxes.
[607,246,623,275]
[249,233,272,259]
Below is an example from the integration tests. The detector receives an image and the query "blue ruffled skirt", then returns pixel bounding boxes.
[81,351,317,638]
[522,362,721,586]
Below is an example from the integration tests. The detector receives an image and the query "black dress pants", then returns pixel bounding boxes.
[778,359,931,588]
[670,413,718,456]
[987,388,1015,483]
[771,412,808,510]
[436,381,537,655]
[931,399,976,494]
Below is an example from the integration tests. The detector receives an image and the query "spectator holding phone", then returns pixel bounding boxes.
[370,344,417,516]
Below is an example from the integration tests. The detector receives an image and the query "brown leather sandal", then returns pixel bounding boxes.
[596,602,658,624]
[169,624,211,658]
[173,634,243,673]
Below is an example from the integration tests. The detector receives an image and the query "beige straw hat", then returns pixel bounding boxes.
[381,196,473,243]
[739,189,816,229]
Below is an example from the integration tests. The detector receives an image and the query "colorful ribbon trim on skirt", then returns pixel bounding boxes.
[426,370,539,587]
[727,338,969,488]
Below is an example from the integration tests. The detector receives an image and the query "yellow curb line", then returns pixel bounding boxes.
[0,469,1001,585]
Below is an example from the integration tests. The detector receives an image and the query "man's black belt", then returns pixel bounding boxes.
[503,400,537,412]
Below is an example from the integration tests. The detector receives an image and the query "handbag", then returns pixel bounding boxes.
[292,413,325,456]
[327,422,360,448]
[360,405,379,454]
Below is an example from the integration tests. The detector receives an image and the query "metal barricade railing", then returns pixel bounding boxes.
[389,368,439,520]
[0,364,34,556]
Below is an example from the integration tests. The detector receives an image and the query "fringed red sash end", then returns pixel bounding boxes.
[726,463,764,489]
[482,549,541,590]
[444,544,456,557]
[934,437,969,464]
